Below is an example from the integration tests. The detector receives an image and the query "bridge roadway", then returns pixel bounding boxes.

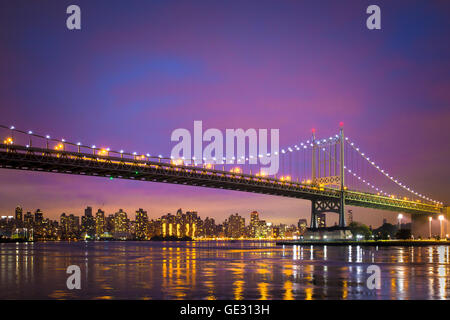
[0,143,443,215]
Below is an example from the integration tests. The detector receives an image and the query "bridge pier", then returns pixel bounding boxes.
[310,197,346,229]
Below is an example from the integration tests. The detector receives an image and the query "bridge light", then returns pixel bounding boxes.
[46,135,50,139]
[10,126,15,130]
[28,131,33,134]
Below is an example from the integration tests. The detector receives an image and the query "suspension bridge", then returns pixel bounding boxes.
[0,124,446,230]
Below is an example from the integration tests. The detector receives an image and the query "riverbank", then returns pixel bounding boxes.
[276,240,450,246]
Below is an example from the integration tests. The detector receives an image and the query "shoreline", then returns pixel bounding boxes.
[276,240,450,246]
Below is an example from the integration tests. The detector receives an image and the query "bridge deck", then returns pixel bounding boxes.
[0,144,443,215]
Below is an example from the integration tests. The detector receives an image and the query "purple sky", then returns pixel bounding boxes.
[0,0,449,227]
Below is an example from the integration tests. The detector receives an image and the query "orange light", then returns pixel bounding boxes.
[171,159,183,166]
[3,137,13,145]
[54,144,64,150]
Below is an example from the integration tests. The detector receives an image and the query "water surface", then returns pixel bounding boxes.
[1,241,449,299]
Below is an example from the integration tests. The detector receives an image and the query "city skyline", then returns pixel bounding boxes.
[2,205,304,240]
[1,0,449,228]
[1,202,404,229]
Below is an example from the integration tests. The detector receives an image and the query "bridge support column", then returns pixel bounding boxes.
[310,200,318,228]
[339,193,346,228]
[310,198,346,228]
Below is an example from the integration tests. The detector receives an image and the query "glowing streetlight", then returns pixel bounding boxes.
[398,214,403,230]
[428,216,432,239]
[438,215,444,239]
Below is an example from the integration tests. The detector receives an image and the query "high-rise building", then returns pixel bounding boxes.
[161,213,177,237]
[24,211,33,228]
[135,208,148,240]
[81,206,95,238]
[317,213,326,228]
[225,213,245,238]
[15,206,23,224]
[114,209,128,239]
[250,211,260,238]
[95,209,106,237]
[203,217,216,238]
[186,211,202,238]
[60,213,68,236]
[33,209,44,238]
[34,209,43,225]
[105,214,115,234]
[298,219,308,235]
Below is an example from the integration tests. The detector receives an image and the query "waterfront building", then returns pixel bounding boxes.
[298,219,308,235]
[317,213,326,228]
[95,209,106,237]
[225,213,245,238]
[15,206,23,226]
[81,206,96,238]
[114,209,129,239]
[135,208,149,240]
[24,212,33,228]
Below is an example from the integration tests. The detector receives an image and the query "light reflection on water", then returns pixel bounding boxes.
[0,241,449,300]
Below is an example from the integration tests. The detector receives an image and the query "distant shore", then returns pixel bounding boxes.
[277,240,450,246]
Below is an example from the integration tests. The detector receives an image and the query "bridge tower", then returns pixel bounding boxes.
[310,124,346,228]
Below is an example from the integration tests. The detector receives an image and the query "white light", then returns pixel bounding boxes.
[10,126,15,130]
[46,135,50,139]
[28,131,33,134]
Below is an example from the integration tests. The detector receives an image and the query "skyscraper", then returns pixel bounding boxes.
[135,208,148,240]
[15,206,23,224]
[34,209,43,225]
[95,209,106,237]
[81,206,95,238]
[24,212,33,228]
[225,213,245,238]
[114,209,128,239]
[250,211,259,237]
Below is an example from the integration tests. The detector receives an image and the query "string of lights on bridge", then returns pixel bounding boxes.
[1,124,442,206]
[344,138,443,205]
[275,133,442,206]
